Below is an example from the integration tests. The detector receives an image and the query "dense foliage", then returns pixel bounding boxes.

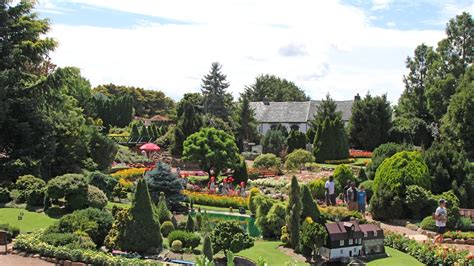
[253,153,281,170]
[87,171,117,199]
[371,151,430,220]
[14,175,46,206]
[313,117,349,162]
[242,74,309,102]
[333,164,355,190]
[211,220,254,254]
[145,162,185,210]
[168,230,201,249]
[183,127,240,177]
[172,95,203,155]
[349,93,392,150]
[285,149,314,171]
[233,156,249,185]
[285,176,302,249]
[236,97,259,151]
[46,174,89,211]
[366,142,413,179]
[286,130,307,153]
[299,217,327,257]
[300,185,320,223]
[261,129,286,156]
[201,62,232,121]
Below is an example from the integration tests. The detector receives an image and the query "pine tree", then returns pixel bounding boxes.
[201,62,230,120]
[119,179,162,253]
[313,117,349,162]
[287,129,307,153]
[172,100,203,155]
[358,168,368,182]
[308,93,342,132]
[203,234,213,261]
[156,192,171,224]
[300,185,320,223]
[186,214,195,232]
[145,162,185,210]
[233,156,248,185]
[237,97,259,151]
[140,126,149,138]
[131,124,140,137]
[285,176,302,250]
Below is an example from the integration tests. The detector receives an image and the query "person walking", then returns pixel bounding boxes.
[346,182,358,211]
[357,185,367,217]
[434,199,448,244]
[325,176,336,206]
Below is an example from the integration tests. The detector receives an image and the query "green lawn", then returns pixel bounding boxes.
[193,204,248,214]
[367,247,423,266]
[237,240,308,265]
[0,208,57,233]
[106,201,131,209]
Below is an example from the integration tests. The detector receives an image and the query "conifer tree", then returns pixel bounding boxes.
[287,129,307,153]
[358,168,368,182]
[131,124,140,137]
[301,185,320,223]
[203,234,213,261]
[119,179,162,253]
[237,97,259,150]
[156,192,171,224]
[308,94,342,132]
[201,62,230,120]
[145,162,185,210]
[186,214,195,232]
[313,117,349,162]
[140,126,149,138]
[285,176,302,250]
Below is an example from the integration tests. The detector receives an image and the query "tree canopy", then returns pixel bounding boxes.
[242,74,309,102]
[201,62,232,120]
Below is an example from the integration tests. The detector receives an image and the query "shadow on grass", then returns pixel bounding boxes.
[45,206,69,219]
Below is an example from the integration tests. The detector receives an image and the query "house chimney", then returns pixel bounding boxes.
[263,97,270,105]
[354,93,361,101]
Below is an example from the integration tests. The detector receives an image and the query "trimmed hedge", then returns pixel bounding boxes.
[14,230,161,265]
[167,230,200,249]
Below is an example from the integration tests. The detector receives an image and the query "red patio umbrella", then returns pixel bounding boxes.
[139,143,160,159]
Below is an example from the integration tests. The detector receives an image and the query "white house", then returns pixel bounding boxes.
[319,221,364,261]
[249,100,353,135]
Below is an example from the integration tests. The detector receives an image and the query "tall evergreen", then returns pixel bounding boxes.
[285,176,302,250]
[131,124,140,137]
[172,100,203,155]
[309,94,342,132]
[287,129,307,153]
[301,185,320,223]
[313,117,349,162]
[156,192,171,224]
[201,62,230,120]
[203,234,213,261]
[119,179,162,253]
[186,214,195,232]
[237,97,259,151]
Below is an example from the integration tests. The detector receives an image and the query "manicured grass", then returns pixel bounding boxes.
[237,240,308,265]
[106,201,131,209]
[0,208,57,233]
[193,204,248,214]
[367,247,423,266]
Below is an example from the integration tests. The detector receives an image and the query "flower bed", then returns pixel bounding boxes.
[111,168,148,180]
[384,231,473,265]
[182,190,248,209]
[248,178,288,189]
[323,158,355,165]
[14,230,160,265]
[444,231,474,241]
[349,149,372,158]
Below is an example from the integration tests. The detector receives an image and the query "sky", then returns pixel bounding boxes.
[32,0,473,103]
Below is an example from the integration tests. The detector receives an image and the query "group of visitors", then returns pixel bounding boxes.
[208,176,247,197]
[324,177,367,216]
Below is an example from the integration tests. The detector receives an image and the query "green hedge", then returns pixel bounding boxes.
[14,230,161,265]
[384,231,472,265]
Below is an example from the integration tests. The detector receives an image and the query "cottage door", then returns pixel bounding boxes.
[349,250,352,257]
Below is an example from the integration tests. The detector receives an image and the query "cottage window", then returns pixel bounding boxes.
[349,239,353,245]
[340,240,344,246]
[340,249,343,254]
[374,231,378,237]
[359,238,362,244]
[364,232,368,237]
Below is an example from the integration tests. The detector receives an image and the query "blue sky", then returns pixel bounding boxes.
[33,0,473,102]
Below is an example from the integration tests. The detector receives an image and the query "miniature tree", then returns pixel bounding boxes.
[285,176,302,250]
[301,185,320,223]
[203,234,213,261]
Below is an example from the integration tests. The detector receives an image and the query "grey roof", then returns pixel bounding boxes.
[249,100,353,123]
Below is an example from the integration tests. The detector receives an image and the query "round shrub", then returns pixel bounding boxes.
[333,164,355,189]
[359,180,374,201]
[253,153,281,170]
[366,142,413,179]
[160,221,175,237]
[168,230,200,249]
[15,175,46,206]
[371,151,430,220]
[46,174,88,211]
[87,171,117,198]
[308,178,327,200]
[284,149,314,171]
[171,240,183,252]
[420,216,436,231]
[0,187,11,203]
[40,232,96,250]
[87,185,108,209]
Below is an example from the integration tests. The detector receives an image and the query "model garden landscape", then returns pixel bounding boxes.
[0,2,473,266]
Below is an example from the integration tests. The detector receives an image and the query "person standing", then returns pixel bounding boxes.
[325,176,336,206]
[346,182,358,211]
[343,180,351,204]
[357,185,367,216]
[434,199,448,244]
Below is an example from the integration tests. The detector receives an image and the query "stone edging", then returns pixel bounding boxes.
[12,250,90,266]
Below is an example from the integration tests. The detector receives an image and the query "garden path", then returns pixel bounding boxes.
[0,244,52,265]
[366,215,474,255]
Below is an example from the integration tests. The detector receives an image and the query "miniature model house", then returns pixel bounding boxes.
[319,221,364,261]
[359,224,385,255]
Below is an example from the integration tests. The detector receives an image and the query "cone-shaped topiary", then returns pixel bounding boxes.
[119,179,163,253]
[285,176,302,250]
[186,215,195,232]
[203,234,213,261]
[301,185,320,223]
[156,192,171,224]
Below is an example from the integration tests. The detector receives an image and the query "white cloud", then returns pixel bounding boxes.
[371,0,393,11]
[44,0,445,103]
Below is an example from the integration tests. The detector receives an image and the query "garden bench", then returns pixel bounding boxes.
[260,170,277,177]
[0,230,8,254]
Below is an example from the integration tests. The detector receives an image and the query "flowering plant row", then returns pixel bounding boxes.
[111,168,148,180]
[384,231,473,265]
[182,190,248,209]
[444,231,474,240]
[323,158,355,164]
[248,178,288,189]
[14,230,160,266]
[349,149,373,158]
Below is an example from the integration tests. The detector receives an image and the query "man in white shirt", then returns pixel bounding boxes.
[325,176,336,206]
[434,199,448,244]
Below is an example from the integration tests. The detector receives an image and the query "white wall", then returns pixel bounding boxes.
[259,122,308,135]
[319,245,362,260]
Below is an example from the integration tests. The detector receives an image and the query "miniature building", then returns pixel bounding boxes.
[319,221,364,261]
[320,221,385,261]
[359,224,385,255]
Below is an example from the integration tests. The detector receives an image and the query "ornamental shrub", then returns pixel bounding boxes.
[155,192,171,224]
[248,187,261,215]
[456,217,472,232]
[186,215,195,232]
[366,142,413,179]
[211,220,254,254]
[46,174,88,211]
[40,232,96,250]
[160,221,175,237]
[87,171,117,198]
[87,185,107,209]
[256,199,285,239]
[285,149,314,171]
[171,240,183,252]
[371,151,430,220]
[301,185,320,223]
[299,217,327,257]
[233,156,249,185]
[286,130,307,153]
[308,178,327,200]
[0,187,11,203]
[202,234,213,261]
[261,129,286,156]
[145,162,185,211]
[357,168,368,182]
[253,153,281,170]
[333,164,355,190]
[358,180,374,201]
[313,117,349,162]
[195,212,202,231]
[405,185,436,219]
[285,176,301,249]
[15,175,46,206]
[168,230,200,249]
[420,216,436,231]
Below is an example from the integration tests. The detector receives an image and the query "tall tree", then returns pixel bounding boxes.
[308,94,341,143]
[201,62,231,120]
[349,93,392,151]
[172,97,203,155]
[286,129,307,153]
[300,185,320,222]
[285,176,302,250]
[236,97,259,151]
[313,117,349,163]
[243,74,309,102]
